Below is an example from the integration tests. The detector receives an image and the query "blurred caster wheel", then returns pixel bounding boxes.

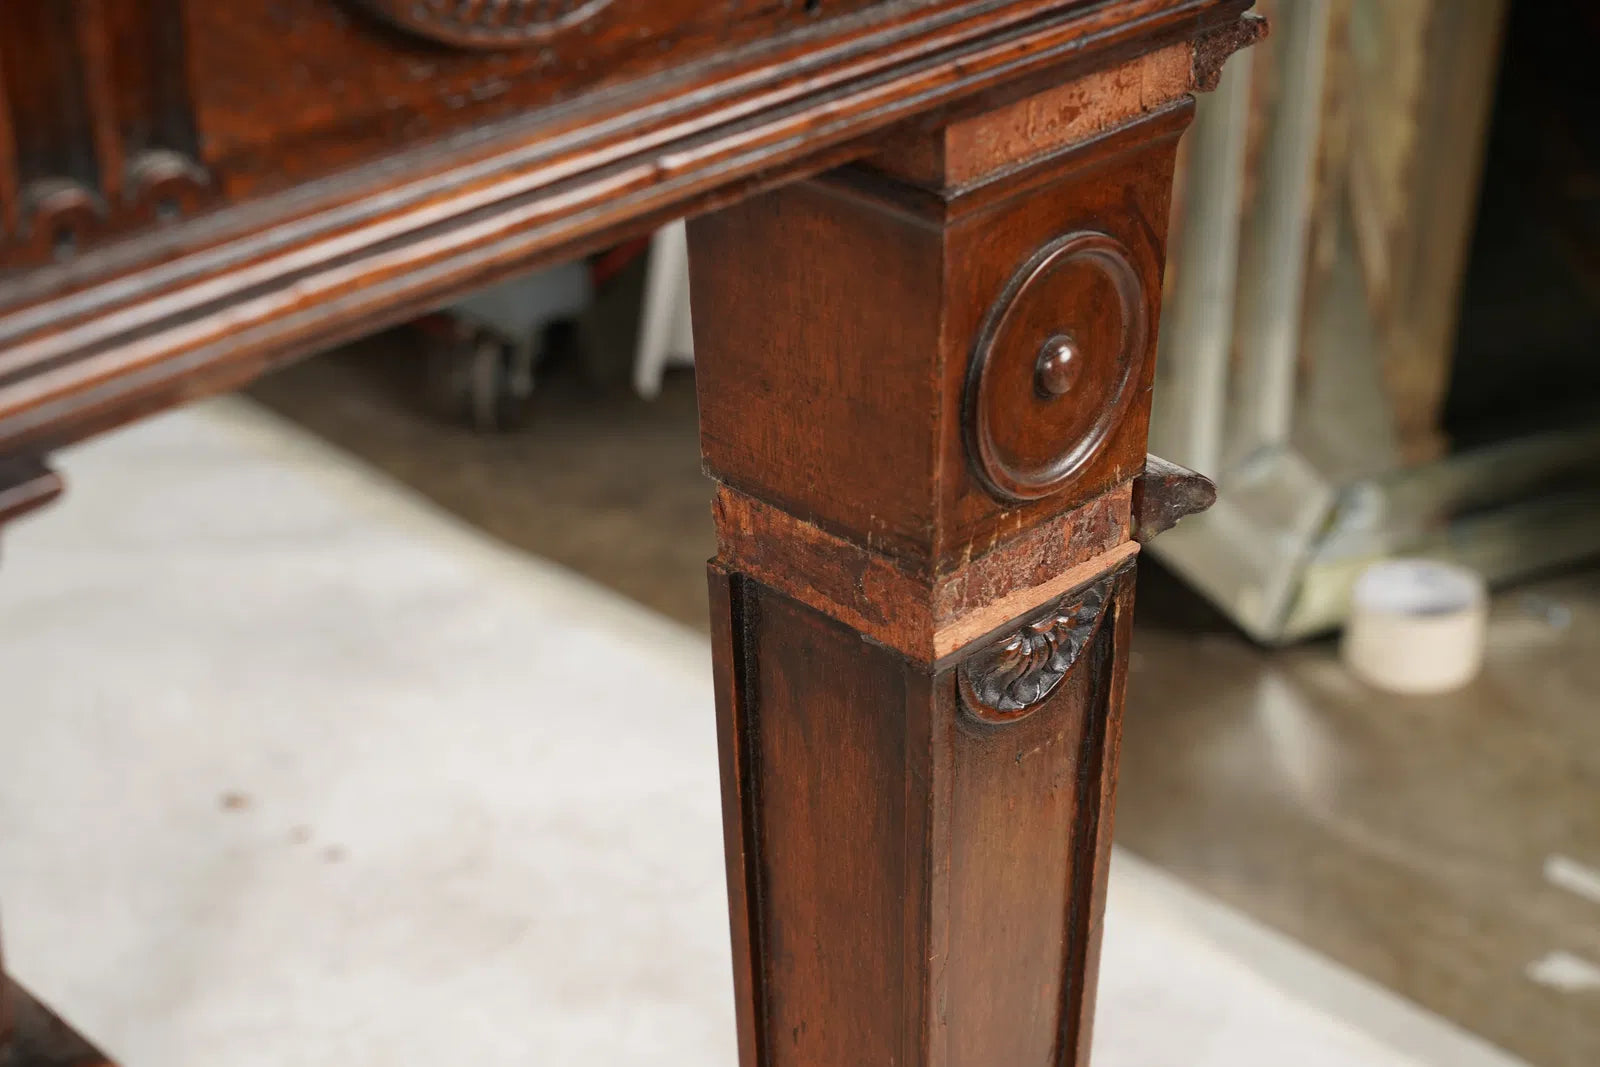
[426,324,534,432]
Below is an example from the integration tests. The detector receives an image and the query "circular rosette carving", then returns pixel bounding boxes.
[958,576,1114,724]
[355,0,613,49]
[964,232,1149,503]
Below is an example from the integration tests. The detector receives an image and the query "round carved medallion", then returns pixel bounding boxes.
[964,232,1148,503]
[356,0,613,49]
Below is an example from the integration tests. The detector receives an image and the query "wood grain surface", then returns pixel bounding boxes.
[0,4,1259,1064]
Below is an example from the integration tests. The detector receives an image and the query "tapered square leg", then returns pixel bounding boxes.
[686,43,1238,1065]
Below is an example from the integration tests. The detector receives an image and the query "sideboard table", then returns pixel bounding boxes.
[0,2,1259,1063]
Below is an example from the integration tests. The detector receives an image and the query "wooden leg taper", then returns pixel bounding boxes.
[689,56,1208,1067]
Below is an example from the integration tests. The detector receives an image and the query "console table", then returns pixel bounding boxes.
[0,2,1259,1063]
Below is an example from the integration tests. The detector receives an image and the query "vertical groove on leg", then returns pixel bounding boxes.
[708,565,768,1067]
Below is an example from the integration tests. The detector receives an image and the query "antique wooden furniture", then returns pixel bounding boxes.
[0,2,1258,1063]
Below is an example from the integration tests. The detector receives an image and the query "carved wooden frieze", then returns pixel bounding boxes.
[0,0,210,268]
[353,0,615,49]
[964,231,1149,504]
[957,567,1120,723]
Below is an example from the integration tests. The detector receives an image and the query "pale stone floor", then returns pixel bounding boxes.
[243,337,1600,1066]
[0,329,1588,1064]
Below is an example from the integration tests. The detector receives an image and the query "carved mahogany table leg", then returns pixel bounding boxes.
[688,50,1220,1067]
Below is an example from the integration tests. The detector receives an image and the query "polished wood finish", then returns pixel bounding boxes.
[0,1,1255,459]
[688,45,1227,1060]
[705,560,1140,1066]
[0,0,208,268]
[0,2,1259,1063]
[694,104,1190,565]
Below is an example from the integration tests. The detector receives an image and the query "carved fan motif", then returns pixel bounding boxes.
[958,573,1116,723]
[355,0,614,49]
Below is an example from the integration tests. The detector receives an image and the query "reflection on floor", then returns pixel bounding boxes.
[247,339,1600,1066]
[1123,567,1600,1067]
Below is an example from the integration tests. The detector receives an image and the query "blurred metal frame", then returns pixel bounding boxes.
[1148,0,1600,642]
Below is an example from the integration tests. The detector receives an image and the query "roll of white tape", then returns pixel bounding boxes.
[1340,559,1488,694]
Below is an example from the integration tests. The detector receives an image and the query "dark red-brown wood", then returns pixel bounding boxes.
[0,3,1259,1063]
[704,561,1140,1066]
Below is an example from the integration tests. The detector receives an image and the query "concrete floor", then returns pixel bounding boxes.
[1,398,1510,1066]
[245,337,1600,1066]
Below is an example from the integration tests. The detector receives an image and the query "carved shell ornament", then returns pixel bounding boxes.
[356,0,614,48]
[958,574,1116,723]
